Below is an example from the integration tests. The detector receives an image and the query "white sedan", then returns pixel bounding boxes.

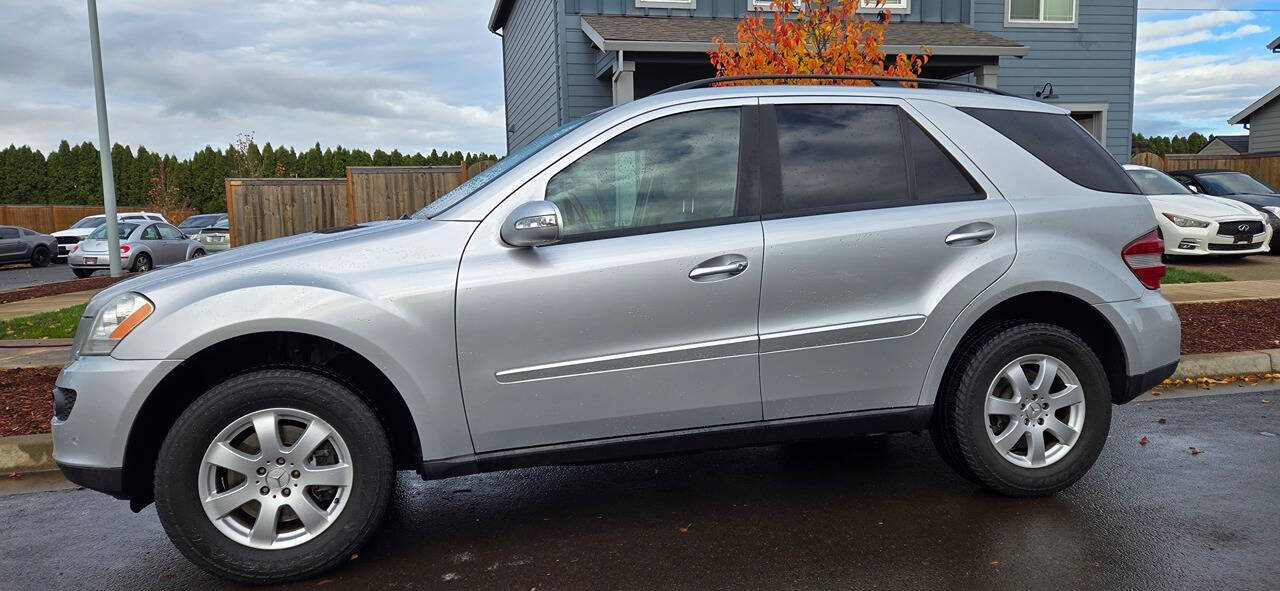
[1124,164,1272,257]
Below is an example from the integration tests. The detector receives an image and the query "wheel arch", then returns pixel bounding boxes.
[921,289,1128,409]
[119,331,423,510]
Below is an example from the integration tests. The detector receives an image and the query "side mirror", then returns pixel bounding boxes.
[501,201,562,247]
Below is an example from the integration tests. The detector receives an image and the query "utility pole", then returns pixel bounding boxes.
[87,0,122,277]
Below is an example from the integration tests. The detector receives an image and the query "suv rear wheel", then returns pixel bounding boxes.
[931,323,1111,497]
[154,368,393,584]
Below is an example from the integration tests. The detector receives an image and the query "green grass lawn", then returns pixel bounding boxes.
[1164,266,1233,284]
[0,303,87,340]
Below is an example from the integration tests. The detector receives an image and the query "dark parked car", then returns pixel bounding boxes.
[0,225,57,267]
[177,213,229,238]
[1168,169,1280,252]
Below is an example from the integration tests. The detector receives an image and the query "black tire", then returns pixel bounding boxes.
[30,246,51,268]
[132,253,152,272]
[190,249,205,259]
[72,268,94,278]
[154,368,394,584]
[930,322,1111,497]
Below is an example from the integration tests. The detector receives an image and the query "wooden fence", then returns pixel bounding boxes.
[225,161,495,246]
[1132,152,1280,188]
[0,204,196,234]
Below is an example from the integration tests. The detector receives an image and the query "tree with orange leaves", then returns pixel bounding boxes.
[709,0,928,84]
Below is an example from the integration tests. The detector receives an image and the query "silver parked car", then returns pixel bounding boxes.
[53,78,1180,584]
[67,221,205,278]
[0,225,57,267]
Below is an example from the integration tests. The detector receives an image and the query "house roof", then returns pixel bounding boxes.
[1201,135,1249,154]
[1229,84,1280,125]
[578,15,1028,57]
[1269,35,1279,52]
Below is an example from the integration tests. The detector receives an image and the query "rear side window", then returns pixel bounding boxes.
[771,104,983,214]
[960,107,1139,194]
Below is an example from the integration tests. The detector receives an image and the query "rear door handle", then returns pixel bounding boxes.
[689,254,749,281]
[945,223,996,246]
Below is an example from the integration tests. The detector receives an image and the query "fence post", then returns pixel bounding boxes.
[460,159,468,182]
[225,180,235,247]
[345,167,356,225]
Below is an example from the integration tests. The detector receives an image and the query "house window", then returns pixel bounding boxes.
[857,0,909,13]
[1007,0,1076,25]
[636,0,695,9]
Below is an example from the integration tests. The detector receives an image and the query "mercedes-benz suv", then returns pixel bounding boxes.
[53,77,1180,584]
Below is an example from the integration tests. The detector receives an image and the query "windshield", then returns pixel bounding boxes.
[413,114,600,219]
[71,216,104,229]
[1126,169,1192,195]
[179,214,221,228]
[1198,172,1277,195]
[87,222,138,240]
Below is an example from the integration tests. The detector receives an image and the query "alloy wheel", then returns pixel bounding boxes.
[197,408,354,550]
[984,354,1086,469]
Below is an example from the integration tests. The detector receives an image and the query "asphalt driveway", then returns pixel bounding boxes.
[0,263,80,291]
[2,391,1276,590]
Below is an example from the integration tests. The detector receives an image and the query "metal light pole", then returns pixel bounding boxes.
[87,0,122,277]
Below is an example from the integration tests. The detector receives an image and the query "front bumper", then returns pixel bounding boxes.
[1093,290,1181,404]
[1159,218,1272,256]
[51,355,181,496]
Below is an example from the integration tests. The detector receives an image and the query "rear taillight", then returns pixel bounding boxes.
[120,245,130,253]
[1123,229,1165,290]
[70,244,78,253]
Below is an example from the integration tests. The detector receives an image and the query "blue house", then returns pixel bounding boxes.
[488,0,1136,161]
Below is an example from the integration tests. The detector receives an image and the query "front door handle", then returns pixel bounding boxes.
[945,222,996,246]
[689,254,749,281]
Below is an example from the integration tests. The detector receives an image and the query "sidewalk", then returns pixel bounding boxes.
[0,289,99,322]
[0,339,72,369]
[1161,279,1280,304]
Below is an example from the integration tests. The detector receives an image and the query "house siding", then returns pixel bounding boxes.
[503,0,563,151]
[1248,101,1280,154]
[972,0,1137,161]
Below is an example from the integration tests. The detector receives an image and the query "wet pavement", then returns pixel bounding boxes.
[2,391,1277,590]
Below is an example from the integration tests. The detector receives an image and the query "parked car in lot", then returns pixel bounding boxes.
[0,225,57,267]
[1167,169,1280,253]
[67,220,204,277]
[53,77,1181,584]
[1123,165,1272,257]
[195,223,231,252]
[51,211,172,261]
[177,213,228,238]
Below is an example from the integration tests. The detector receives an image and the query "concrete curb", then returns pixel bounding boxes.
[0,433,56,474]
[1170,348,1280,380]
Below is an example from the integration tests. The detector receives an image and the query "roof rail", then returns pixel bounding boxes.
[656,74,1018,97]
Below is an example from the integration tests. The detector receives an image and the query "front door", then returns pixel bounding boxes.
[0,227,24,262]
[756,99,1017,418]
[456,102,765,452]
[156,223,188,264]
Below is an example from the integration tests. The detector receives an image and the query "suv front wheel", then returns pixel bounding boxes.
[931,323,1112,497]
[154,368,393,584]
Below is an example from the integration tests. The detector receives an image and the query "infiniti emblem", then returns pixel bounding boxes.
[1239,224,1251,232]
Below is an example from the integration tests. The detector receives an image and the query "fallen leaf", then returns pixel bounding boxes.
[990,561,1000,566]
[1262,399,1270,404]
[8,471,20,479]
[1157,418,1167,425]
[1139,436,1149,446]
[1189,447,1202,455]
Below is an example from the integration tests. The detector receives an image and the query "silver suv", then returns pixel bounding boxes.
[53,78,1180,583]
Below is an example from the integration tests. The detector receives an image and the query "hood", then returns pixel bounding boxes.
[52,228,94,238]
[1146,193,1264,220]
[1205,192,1280,210]
[89,219,456,307]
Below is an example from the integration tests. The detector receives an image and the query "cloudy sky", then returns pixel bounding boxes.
[0,1,1277,158]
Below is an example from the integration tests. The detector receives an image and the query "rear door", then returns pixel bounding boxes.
[757,97,1016,418]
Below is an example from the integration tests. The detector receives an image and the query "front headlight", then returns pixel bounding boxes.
[1262,206,1280,220]
[81,292,153,355]
[1162,213,1210,228]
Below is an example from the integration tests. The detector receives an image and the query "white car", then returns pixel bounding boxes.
[1124,164,1272,257]
[51,211,170,261]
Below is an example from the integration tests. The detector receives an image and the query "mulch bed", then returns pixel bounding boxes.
[0,274,128,305]
[1177,299,1280,355]
[1,367,59,437]
[0,299,1273,438]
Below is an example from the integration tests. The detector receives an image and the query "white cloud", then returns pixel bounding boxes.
[1136,11,1269,52]
[1133,53,1280,136]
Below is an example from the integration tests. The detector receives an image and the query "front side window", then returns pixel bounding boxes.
[961,107,1139,194]
[546,108,742,239]
[158,224,185,240]
[142,225,161,240]
[0,228,18,239]
[1008,0,1075,24]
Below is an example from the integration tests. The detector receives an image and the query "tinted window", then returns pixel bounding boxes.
[0,228,18,239]
[547,108,741,238]
[1197,172,1277,195]
[775,104,908,212]
[158,224,184,240]
[903,118,983,202]
[88,223,138,240]
[960,108,1139,194]
[1127,169,1192,195]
